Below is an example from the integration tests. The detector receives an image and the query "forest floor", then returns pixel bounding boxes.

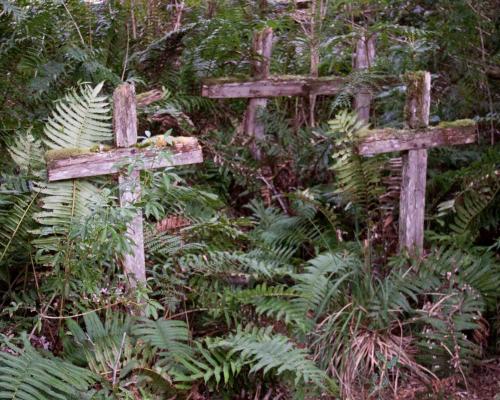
[395,358,500,399]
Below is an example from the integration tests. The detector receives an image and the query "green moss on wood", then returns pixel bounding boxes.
[203,75,342,85]
[45,144,112,162]
[436,119,476,128]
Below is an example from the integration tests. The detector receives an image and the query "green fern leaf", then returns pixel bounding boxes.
[0,334,95,400]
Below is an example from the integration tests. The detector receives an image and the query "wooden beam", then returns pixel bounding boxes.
[114,83,146,286]
[244,27,273,160]
[357,124,476,155]
[201,76,346,98]
[353,33,376,123]
[399,71,431,254]
[47,142,203,182]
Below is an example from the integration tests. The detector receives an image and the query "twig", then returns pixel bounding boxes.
[39,300,137,320]
[62,1,85,47]
[112,332,127,386]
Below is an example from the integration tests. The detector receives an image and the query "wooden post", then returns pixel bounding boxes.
[242,27,273,160]
[113,83,146,286]
[353,33,376,124]
[399,72,431,254]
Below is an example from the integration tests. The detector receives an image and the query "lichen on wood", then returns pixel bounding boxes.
[403,71,430,129]
[137,135,198,149]
[437,119,476,128]
[45,145,112,162]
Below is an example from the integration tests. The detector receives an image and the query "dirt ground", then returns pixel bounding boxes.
[395,358,500,400]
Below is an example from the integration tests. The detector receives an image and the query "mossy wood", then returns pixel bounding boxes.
[357,124,476,155]
[358,72,476,254]
[45,83,203,289]
[46,140,202,181]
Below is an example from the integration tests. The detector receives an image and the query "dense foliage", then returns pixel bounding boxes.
[0,1,499,399]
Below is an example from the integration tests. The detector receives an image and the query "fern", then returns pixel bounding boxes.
[450,183,499,240]
[34,83,112,264]
[44,82,112,150]
[219,325,326,388]
[0,334,95,400]
[0,192,39,266]
[173,325,327,391]
[231,283,310,330]
[0,132,44,267]
[132,318,192,368]
[328,110,384,228]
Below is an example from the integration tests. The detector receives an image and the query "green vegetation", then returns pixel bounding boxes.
[0,1,499,399]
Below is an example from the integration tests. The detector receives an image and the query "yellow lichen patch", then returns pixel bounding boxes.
[171,136,198,147]
[138,135,198,149]
[436,119,476,128]
[45,148,91,162]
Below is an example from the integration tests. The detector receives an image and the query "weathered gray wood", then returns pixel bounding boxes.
[201,76,346,98]
[399,71,431,254]
[114,83,145,286]
[119,170,146,285]
[243,27,273,160]
[114,84,138,147]
[404,72,431,129]
[353,34,376,123]
[357,124,476,155]
[47,142,203,181]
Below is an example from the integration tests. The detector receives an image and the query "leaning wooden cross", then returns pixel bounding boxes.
[357,72,476,253]
[46,83,203,286]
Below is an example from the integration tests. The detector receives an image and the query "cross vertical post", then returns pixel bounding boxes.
[353,33,376,124]
[242,27,273,160]
[399,71,431,254]
[113,83,146,286]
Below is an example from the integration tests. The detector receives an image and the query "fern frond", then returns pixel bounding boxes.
[44,82,112,150]
[232,283,310,329]
[34,83,112,263]
[220,325,326,387]
[132,318,192,368]
[7,132,45,177]
[0,334,95,400]
[0,192,39,265]
[450,183,500,239]
[33,180,103,263]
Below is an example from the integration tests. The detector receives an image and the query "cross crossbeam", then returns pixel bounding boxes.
[45,83,203,287]
[47,140,202,181]
[357,124,476,156]
[201,76,347,99]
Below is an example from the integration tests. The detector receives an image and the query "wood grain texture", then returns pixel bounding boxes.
[398,72,431,254]
[114,84,137,147]
[47,144,203,181]
[353,34,376,123]
[399,149,428,253]
[201,76,346,98]
[114,83,145,286]
[243,27,273,160]
[357,125,476,155]
[405,72,431,129]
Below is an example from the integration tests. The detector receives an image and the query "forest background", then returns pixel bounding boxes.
[0,0,499,399]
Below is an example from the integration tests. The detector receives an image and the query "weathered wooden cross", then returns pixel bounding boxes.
[201,27,351,160]
[357,72,476,253]
[46,83,203,286]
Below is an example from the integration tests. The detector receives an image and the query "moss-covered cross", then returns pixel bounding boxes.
[357,72,477,254]
[46,83,203,287]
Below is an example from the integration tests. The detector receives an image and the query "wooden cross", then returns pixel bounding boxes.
[202,28,384,158]
[357,72,477,253]
[46,83,203,286]
[201,27,351,160]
